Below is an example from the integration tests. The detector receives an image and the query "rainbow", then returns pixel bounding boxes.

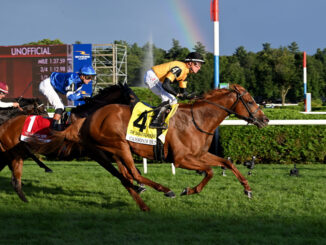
[168,0,207,50]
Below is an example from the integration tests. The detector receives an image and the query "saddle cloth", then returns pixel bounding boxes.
[20,115,52,142]
[126,102,178,145]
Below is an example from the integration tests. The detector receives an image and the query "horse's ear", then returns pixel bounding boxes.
[231,84,242,93]
[230,84,238,91]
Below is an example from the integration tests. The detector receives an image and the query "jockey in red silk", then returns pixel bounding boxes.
[0,81,20,109]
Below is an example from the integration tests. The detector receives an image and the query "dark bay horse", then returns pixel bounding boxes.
[41,84,269,211]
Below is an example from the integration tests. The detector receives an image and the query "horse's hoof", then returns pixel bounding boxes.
[164,191,176,198]
[141,206,150,212]
[19,195,28,202]
[180,188,189,196]
[45,168,53,173]
[244,190,252,199]
[136,186,147,194]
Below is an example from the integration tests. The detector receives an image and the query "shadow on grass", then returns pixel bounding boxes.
[0,210,325,245]
[0,176,130,210]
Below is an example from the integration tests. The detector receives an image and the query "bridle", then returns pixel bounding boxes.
[22,101,46,116]
[191,88,262,135]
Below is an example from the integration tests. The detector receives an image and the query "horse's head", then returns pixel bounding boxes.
[228,84,269,128]
[19,98,48,116]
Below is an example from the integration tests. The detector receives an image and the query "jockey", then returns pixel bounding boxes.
[39,66,96,127]
[144,52,205,129]
[0,81,21,109]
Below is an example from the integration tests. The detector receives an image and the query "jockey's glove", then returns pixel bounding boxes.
[67,91,90,101]
[178,92,196,100]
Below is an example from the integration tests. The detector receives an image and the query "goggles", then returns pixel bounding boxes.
[83,75,95,80]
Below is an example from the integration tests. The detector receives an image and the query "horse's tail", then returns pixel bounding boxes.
[30,120,85,158]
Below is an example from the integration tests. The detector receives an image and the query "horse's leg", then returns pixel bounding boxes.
[201,153,252,197]
[0,161,6,172]
[174,152,251,198]
[172,156,214,196]
[88,148,150,211]
[116,161,147,193]
[110,149,175,198]
[23,143,53,173]
[11,158,28,202]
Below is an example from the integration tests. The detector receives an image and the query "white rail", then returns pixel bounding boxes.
[221,120,326,125]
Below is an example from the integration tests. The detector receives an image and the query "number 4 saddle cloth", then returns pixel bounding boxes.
[126,102,178,145]
[20,115,52,143]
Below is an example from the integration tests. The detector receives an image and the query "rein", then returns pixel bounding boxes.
[191,89,261,135]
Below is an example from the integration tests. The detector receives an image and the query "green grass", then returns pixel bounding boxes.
[1,161,326,245]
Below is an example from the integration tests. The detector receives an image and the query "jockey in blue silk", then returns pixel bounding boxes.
[39,66,96,126]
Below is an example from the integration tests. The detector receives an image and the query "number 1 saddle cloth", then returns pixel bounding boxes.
[126,102,178,145]
[20,115,52,143]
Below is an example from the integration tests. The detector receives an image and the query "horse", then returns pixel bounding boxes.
[0,97,52,173]
[0,84,147,209]
[38,84,269,211]
[0,97,46,124]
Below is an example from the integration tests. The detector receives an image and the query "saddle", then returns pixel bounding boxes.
[126,102,178,162]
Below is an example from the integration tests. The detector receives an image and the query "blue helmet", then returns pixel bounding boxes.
[79,66,96,75]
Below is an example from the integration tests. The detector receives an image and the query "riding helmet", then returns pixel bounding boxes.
[79,66,97,76]
[0,81,8,94]
[185,52,205,63]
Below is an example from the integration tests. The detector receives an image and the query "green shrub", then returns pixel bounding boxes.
[219,125,326,164]
[220,108,326,164]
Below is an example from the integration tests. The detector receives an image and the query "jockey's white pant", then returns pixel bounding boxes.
[39,78,65,110]
[144,69,177,105]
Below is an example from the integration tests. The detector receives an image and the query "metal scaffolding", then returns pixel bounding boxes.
[92,44,127,94]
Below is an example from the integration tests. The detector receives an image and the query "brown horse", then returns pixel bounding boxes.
[42,84,269,211]
[0,84,147,208]
[0,98,52,173]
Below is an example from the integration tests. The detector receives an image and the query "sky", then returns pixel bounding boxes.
[1,0,326,55]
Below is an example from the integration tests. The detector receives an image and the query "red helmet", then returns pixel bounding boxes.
[0,81,8,94]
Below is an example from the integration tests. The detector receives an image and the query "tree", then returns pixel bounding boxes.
[288,42,299,54]
[166,39,189,60]
[272,48,297,105]
[194,42,206,54]
[24,39,64,45]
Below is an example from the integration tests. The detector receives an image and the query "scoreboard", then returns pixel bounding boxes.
[0,45,73,102]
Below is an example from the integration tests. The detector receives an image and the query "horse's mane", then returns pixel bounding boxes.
[0,98,43,125]
[197,87,230,100]
[71,83,138,118]
[200,84,244,100]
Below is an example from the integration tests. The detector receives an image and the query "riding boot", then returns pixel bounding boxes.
[149,101,170,129]
[51,119,62,131]
[52,109,63,131]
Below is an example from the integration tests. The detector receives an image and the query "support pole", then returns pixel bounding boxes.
[303,51,309,112]
[211,0,220,155]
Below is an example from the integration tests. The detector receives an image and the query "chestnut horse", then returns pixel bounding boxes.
[0,84,146,208]
[0,98,52,173]
[42,84,269,211]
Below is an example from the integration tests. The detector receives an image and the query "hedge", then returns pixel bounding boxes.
[219,109,326,164]
[219,125,326,164]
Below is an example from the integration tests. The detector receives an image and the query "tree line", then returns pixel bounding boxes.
[26,39,326,104]
[122,39,326,105]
